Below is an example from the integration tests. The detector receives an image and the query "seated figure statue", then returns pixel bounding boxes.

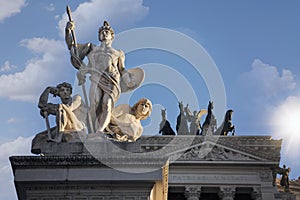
[105,98,152,142]
[38,82,87,142]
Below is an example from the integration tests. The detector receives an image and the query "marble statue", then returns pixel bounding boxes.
[159,108,176,136]
[185,105,207,135]
[38,82,86,142]
[214,109,235,136]
[176,101,189,135]
[105,98,152,142]
[201,101,217,135]
[65,17,144,134]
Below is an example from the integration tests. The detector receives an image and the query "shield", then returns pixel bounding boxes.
[120,68,145,93]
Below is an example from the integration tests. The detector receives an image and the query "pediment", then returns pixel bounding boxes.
[168,140,267,162]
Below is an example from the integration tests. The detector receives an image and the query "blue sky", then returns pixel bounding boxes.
[1,0,300,199]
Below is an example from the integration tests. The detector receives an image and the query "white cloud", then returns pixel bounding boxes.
[0,0,26,22]
[0,38,73,102]
[238,59,296,99]
[0,61,17,72]
[45,3,55,11]
[0,136,33,200]
[0,136,33,163]
[6,117,17,124]
[57,0,149,41]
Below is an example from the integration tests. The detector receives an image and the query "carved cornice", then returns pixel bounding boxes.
[30,136,282,163]
[9,155,168,171]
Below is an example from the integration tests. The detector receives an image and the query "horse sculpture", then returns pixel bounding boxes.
[176,101,189,135]
[214,109,235,136]
[159,109,176,135]
[201,101,217,135]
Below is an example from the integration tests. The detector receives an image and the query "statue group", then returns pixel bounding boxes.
[159,101,235,136]
[36,7,235,143]
[37,7,151,143]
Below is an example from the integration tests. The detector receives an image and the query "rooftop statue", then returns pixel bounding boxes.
[280,165,291,192]
[176,101,189,135]
[105,98,152,142]
[201,101,217,135]
[38,82,87,142]
[272,164,291,192]
[159,108,176,136]
[214,109,235,136]
[65,7,144,135]
[185,105,207,135]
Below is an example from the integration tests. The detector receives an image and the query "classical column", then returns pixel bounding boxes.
[218,186,236,200]
[251,186,262,200]
[184,185,201,200]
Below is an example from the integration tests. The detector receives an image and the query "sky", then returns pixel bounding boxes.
[1,0,300,199]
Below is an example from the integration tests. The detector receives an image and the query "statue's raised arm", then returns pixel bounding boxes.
[38,82,86,142]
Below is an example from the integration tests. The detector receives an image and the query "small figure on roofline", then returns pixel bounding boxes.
[176,101,189,135]
[214,109,235,136]
[38,82,87,142]
[159,108,176,136]
[280,165,291,192]
[201,101,217,135]
[185,104,207,135]
[272,164,291,192]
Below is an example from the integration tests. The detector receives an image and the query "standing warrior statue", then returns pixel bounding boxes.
[65,8,144,134]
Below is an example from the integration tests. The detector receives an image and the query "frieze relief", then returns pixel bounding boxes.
[177,143,261,161]
[259,171,273,182]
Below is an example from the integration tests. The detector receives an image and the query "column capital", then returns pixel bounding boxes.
[218,186,236,200]
[184,185,201,200]
[251,186,262,200]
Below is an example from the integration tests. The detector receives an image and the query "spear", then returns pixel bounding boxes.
[66,5,94,133]
[66,6,78,56]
